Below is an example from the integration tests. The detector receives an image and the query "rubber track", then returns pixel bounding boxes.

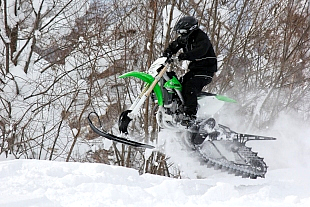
[198,144,267,179]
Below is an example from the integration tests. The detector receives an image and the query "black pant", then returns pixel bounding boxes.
[181,71,213,116]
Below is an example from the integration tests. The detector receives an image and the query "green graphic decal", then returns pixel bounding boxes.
[164,76,182,91]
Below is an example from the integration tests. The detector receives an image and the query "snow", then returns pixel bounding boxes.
[0,159,309,207]
[1,111,310,206]
[1,1,310,206]
[1,89,310,207]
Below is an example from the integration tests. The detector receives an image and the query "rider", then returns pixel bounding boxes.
[163,16,217,126]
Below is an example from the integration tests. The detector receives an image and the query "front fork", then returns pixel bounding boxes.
[118,65,168,134]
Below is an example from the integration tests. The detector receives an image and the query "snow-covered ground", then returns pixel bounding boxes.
[1,113,310,207]
[0,159,309,207]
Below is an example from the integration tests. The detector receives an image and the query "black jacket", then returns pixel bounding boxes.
[165,29,217,76]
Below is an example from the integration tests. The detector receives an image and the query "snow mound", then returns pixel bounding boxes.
[1,159,310,207]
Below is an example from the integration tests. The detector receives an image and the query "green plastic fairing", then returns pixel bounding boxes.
[164,76,182,91]
[119,72,163,106]
[215,95,237,103]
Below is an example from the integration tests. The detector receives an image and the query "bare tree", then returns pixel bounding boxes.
[1,0,309,178]
[0,0,89,159]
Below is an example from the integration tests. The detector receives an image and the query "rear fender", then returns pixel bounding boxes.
[215,95,237,103]
[119,71,163,106]
[197,93,236,118]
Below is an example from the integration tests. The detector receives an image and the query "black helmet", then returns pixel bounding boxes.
[173,16,198,35]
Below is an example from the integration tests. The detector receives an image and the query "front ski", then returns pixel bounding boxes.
[88,112,155,149]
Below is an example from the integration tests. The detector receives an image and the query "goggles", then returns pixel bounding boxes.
[177,29,188,34]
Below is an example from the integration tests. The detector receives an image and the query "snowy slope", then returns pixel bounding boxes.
[1,111,310,207]
[0,159,310,207]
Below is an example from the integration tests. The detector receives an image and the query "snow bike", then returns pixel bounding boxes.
[88,56,276,179]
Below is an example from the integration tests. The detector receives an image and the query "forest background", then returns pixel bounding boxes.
[0,0,309,177]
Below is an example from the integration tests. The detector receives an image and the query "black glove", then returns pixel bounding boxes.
[178,53,187,60]
[163,49,172,58]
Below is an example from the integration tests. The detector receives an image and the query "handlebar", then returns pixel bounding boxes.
[165,56,178,64]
